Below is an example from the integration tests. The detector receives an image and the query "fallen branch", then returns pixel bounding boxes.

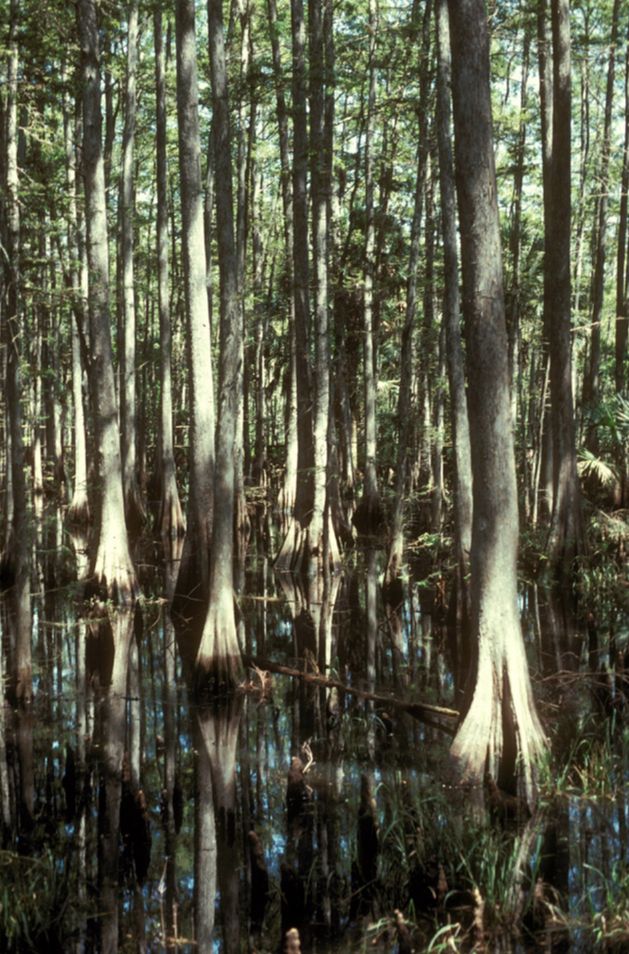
[243,654,460,732]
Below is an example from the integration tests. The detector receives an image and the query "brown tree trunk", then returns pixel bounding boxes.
[583,0,621,416]
[544,0,582,574]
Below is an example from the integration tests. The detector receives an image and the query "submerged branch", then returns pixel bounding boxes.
[243,654,459,732]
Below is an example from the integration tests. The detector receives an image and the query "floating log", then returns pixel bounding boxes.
[242,654,459,731]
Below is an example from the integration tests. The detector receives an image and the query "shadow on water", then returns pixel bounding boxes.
[0,536,627,952]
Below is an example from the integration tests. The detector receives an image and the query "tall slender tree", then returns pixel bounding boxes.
[77,2,139,949]
[2,0,32,708]
[154,9,185,550]
[447,0,546,804]
[193,0,244,689]
[543,0,582,574]
[583,0,621,417]
[435,0,473,634]
[119,0,145,536]
[353,0,383,534]
[174,0,215,621]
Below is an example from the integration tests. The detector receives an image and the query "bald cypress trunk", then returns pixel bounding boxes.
[266,0,298,531]
[308,0,337,564]
[78,0,137,601]
[435,0,472,629]
[386,1,432,587]
[119,0,145,538]
[3,0,32,710]
[583,0,621,418]
[544,0,582,575]
[174,0,215,619]
[447,0,546,806]
[354,0,383,534]
[193,0,243,690]
[154,10,185,552]
[616,29,629,398]
[77,4,139,949]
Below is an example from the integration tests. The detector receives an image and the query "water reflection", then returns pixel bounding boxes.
[0,539,627,952]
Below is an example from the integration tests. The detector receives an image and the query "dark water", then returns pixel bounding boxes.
[1,538,628,953]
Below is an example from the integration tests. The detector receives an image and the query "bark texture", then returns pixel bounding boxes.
[78,0,137,602]
[174,0,215,609]
[544,0,582,574]
[447,0,546,805]
[193,0,244,690]
[154,10,185,551]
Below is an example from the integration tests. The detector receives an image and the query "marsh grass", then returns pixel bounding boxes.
[0,847,82,952]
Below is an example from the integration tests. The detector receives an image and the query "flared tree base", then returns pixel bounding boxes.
[66,493,91,532]
[194,592,244,699]
[450,634,547,810]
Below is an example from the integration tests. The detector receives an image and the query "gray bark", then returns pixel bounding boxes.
[266,0,298,529]
[119,0,145,536]
[583,0,621,414]
[447,0,546,805]
[386,0,432,586]
[354,0,383,532]
[435,0,473,611]
[309,0,332,561]
[194,0,244,689]
[616,27,629,397]
[174,0,215,606]
[154,10,185,551]
[544,0,582,573]
[3,0,33,707]
[290,0,314,532]
[78,0,137,601]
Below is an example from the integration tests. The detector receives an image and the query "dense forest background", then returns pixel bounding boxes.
[0,0,628,951]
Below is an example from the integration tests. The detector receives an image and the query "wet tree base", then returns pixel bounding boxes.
[352,493,386,537]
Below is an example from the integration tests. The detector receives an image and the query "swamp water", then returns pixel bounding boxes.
[0,542,627,953]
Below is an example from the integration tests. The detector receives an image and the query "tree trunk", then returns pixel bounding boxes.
[193,0,244,691]
[447,0,546,806]
[544,0,582,574]
[435,0,473,624]
[354,0,383,534]
[616,25,629,398]
[583,0,621,416]
[64,88,91,529]
[78,0,137,602]
[119,0,145,538]
[3,0,33,711]
[266,0,298,530]
[308,0,336,564]
[506,30,530,396]
[154,10,185,553]
[386,1,432,587]
[174,0,215,615]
